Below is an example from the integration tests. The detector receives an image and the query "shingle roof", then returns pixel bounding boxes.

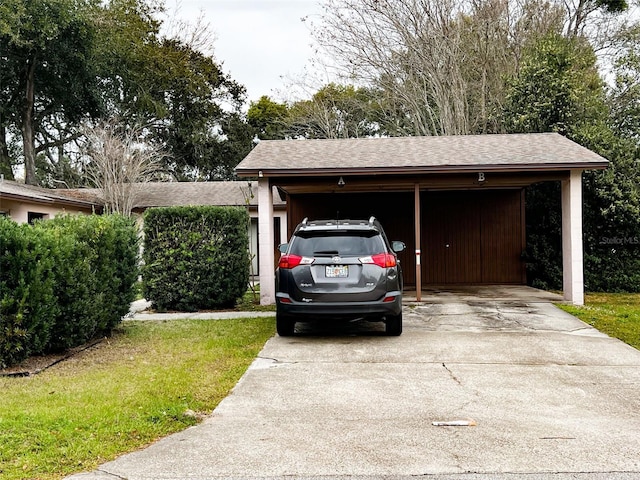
[0,179,100,207]
[129,181,284,208]
[1,180,284,211]
[235,133,608,176]
[66,181,284,209]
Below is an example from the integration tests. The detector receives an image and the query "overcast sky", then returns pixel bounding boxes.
[174,0,324,104]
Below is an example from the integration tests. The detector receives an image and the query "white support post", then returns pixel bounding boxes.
[279,212,288,246]
[414,183,422,302]
[258,178,275,305]
[561,169,585,305]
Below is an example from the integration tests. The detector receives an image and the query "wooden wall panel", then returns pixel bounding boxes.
[422,190,524,284]
[480,190,524,283]
[287,189,525,287]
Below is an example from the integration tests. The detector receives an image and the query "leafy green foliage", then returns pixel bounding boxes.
[609,24,640,140]
[37,215,139,350]
[573,125,640,291]
[0,215,138,367]
[247,96,290,140]
[0,0,104,184]
[0,0,249,183]
[247,85,386,140]
[0,218,57,367]
[504,34,605,136]
[503,33,640,292]
[523,182,563,290]
[94,0,248,181]
[143,206,250,311]
[505,35,601,289]
[288,83,381,139]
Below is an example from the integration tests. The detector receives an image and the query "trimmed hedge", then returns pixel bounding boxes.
[0,218,57,367]
[0,215,138,367]
[142,206,249,312]
[38,215,139,351]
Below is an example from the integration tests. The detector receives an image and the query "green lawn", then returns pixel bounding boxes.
[0,318,274,480]
[559,293,640,349]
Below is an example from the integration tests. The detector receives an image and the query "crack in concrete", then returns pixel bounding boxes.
[249,356,297,370]
[97,469,127,479]
[442,362,463,386]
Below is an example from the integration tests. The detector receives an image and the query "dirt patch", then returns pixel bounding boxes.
[0,338,105,377]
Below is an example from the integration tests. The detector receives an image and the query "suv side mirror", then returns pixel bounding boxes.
[392,241,406,253]
[278,243,289,254]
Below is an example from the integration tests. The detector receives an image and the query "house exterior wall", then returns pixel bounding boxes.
[250,210,287,276]
[0,198,94,224]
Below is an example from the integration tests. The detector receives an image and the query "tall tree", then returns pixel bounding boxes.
[247,96,290,140]
[0,0,103,185]
[1,0,249,184]
[503,35,599,290]
[287,84,379,139]
[459,0,564,133]
[94,0,247,181]
[563,0,627,38]
[151,39,246,180]
[313,0,565,136]
[312,0,627,137]
[503,33,640,291]
[313,0,470,135]
[0,0,23,179]
[608,23,640,139]
[503,34,605,135]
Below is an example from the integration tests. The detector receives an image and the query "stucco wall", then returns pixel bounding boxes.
[1,199,94,224]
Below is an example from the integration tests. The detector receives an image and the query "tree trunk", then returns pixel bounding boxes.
[22,58,37,185]
[0,121,15,180]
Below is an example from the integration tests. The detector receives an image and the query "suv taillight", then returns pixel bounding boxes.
[359,253,396,268]
[278,254,314,269]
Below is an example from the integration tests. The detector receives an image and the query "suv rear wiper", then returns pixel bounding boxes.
[313,250,340,256]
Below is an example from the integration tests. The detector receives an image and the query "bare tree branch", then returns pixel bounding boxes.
[81,119,167,216]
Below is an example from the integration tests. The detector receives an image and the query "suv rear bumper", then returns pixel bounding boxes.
[276,291,402,321]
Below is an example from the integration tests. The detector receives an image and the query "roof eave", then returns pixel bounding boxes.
[0,191,101,208]
[0,192,54,204]
[236,162,609,178]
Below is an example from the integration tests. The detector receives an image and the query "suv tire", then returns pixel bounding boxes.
[276,314,295,336]
[385,313,402,336]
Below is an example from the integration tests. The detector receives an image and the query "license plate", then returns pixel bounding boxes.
[326,265,348,278]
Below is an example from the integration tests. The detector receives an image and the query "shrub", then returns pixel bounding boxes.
[0,214,138,367]
[143,206,249,312]
[524,182,563,291]
[78,215,138,332]
[0,218,57,367]
[37,215,139,351]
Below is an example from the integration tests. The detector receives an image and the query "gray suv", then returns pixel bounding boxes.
[275,217,405,336]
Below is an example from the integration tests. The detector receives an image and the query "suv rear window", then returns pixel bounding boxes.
[289,231,385,257]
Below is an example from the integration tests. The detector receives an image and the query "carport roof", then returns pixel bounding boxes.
[235,133,608,177]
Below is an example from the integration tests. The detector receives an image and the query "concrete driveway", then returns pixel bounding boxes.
[69,287,640,480]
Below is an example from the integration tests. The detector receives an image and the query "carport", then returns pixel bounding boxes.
[235,133,608,306]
